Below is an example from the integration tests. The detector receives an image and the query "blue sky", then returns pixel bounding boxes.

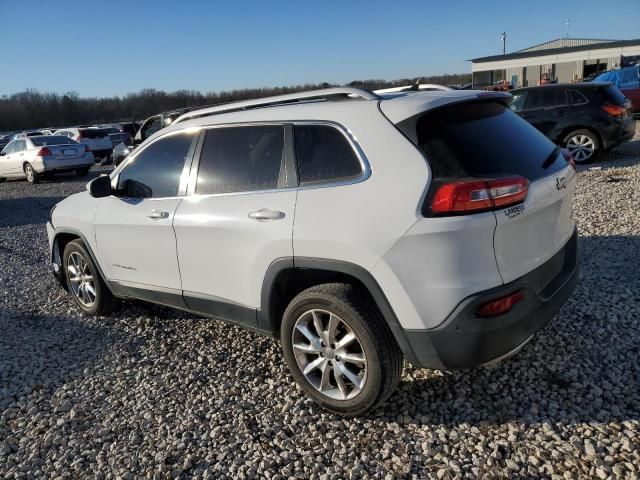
[0,0,638,97]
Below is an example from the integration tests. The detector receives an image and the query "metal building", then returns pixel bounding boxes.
[471,38,640,88]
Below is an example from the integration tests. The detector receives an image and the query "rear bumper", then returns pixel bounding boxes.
[91,149,113,159]
[602,119,636,149]
[401,228,579,369]
[39,158,94,174]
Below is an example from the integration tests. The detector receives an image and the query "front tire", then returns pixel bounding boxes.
[63,240,114,315]
[281,283,403,415]
[562,129,600,164]
[24,164,40,184]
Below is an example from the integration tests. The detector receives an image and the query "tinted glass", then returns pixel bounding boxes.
[15,140,26,152]
[524,88,567,109]
[26,131,43,137]
[142,117,162,139]
[2,141,15,154]
[569,89,588,105]
[509,91,527,112]
[411,101,564,181]
[196,126,285,195]
[102,127,119,134]
[602,85,628,105]
[294,125,362,185]
[31,136,77,146]
[117,132,194,198]
[79,128,107,139]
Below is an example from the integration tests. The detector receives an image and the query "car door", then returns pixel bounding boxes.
[7,140,27,176]
[0,141,16,175]
[93,130,198,307]
[519,88,568,138]
[173,124,296,329]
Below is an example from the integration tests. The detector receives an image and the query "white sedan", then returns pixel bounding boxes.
[0,135,94,184]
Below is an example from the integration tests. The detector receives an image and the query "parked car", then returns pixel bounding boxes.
[100,126,131,148]
[509,83,635,163]
[39,129,53,136]
[112,122,139,138]
[47,87,578,415]
[0,135,93,183]
[593,65,640,115]
[133,109,189,145]
[53,127,113,163]
[0,132,15,151]
[12,131,45,140]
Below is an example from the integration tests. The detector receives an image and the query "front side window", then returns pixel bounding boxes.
[293,125,362,185]
[116,132,195,198]
[196,125,285,195]
[141,117,162,140]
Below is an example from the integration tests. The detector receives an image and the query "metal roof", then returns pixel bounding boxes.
[471,38,640,63]
[516,38,620,53]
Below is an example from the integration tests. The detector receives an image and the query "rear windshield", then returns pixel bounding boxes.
[79,128,107,138]
[26,131,44,137]
[102,127,119,134]
[405,101,565,181]
[601,85,628,105]
[31,136,77,146]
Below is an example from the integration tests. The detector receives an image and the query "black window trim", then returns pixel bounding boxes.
[110,128,200,199]
[183,121,371,197]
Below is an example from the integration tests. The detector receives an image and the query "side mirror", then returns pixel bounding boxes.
[0,151,5,156]
[87,175,112,198]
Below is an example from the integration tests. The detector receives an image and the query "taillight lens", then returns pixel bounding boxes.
[36,147,53,156]
[561,148,576,170]
[431,176,528,215]
[476,291,524,317]
[602,104,626,117]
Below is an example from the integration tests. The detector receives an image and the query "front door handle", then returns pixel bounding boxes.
[248,209,285,220]
[147,210,169,219]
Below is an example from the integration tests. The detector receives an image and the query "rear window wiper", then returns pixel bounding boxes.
[542,146,560,170]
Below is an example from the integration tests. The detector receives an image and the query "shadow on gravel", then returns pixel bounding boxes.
[382,234,640,427]
[0,308,122,412]
[0,196,66,227]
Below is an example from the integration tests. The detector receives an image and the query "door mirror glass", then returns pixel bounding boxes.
[87,175,112,198]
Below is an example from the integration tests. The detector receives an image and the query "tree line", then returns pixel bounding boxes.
[0,73,471,131]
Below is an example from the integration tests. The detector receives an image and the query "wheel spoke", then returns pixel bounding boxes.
[339,352,365,366]
[334,331,357,350]
[293,342,322,354]
[319,362,332,391]
[334,367,349,398]
[336,362,363,389]
[85,282,96,297]
[296,324,320,344]
[327,314,339,344]
[311,311,330,345]
[303,356,325,375]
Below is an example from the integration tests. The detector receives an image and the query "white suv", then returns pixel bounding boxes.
[46,88,579,415]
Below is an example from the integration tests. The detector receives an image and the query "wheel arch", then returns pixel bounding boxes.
[259,257,418,364]
[557,125,603,148]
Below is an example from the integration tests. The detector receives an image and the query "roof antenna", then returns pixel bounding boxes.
[409,78,422,91]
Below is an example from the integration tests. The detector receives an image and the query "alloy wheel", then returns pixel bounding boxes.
[25,165,34,182]
[566,134,595,163]
[292,309,367,400]
[67,252,96,307]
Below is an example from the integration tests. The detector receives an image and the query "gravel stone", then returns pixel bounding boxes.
[1,125,640,478]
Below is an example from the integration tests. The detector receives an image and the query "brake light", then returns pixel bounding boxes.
[602,104,626,117]
[476,291,524,317]
[36,147,53,156]
[431,176,529,215]
[561,148,576,170]
[77,132,83,139]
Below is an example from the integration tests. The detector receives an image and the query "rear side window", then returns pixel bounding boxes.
[601,85,628,105]
[196,125,285,195]
[524,88,567,109]
[569,89,588,105]
[293,125,362,185]
[79,128,107,139]
[117,132,195,198]
[405,101,564,181]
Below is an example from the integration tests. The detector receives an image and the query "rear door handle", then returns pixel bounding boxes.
[248,209,285,220]
[147,210,169,219]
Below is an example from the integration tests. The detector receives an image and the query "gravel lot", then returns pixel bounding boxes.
[1,126,639,479]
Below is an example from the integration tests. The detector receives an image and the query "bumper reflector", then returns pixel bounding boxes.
[476,291,524,317]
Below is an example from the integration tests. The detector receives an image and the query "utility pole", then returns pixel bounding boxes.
[565,19,570,38]
[501,32,507,54]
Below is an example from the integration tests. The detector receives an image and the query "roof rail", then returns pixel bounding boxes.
[174,87,379,124]
[373,84,454,94]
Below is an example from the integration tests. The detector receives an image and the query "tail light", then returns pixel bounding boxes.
[476,291,524,317]
[602,104,626,117]
[77,132,84,139]
[35,147,53,156]
[561,148,576,170]
[431,176,529,215]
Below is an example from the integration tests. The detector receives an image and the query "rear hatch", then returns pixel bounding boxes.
[389,98,576,284]
[79,128,112,150]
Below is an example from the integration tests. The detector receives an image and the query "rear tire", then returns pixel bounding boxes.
[63,239,114,316]
[562,129,600,164]
[281,283,403,416]
[24,164,39,184]
[75,167,90,177]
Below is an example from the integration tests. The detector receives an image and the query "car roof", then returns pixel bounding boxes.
[166,87,511,134]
